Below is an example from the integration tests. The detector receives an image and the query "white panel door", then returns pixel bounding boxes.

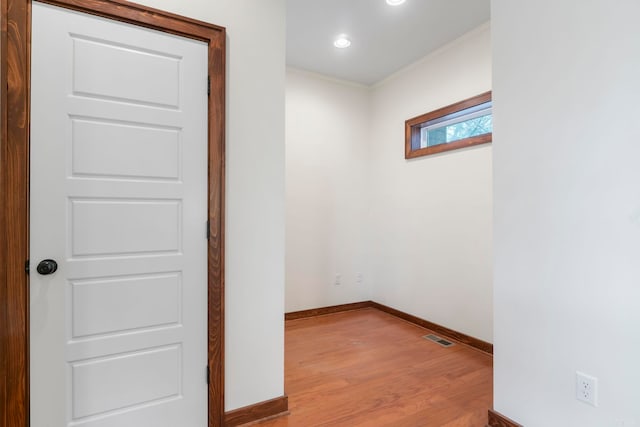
[30,3,209,426]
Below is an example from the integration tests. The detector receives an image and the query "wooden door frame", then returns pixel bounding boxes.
[0,0,226,425]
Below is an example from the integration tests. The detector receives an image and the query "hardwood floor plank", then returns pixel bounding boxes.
[253,308,492,426]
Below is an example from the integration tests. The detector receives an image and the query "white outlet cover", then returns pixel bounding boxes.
[576,371,598,407]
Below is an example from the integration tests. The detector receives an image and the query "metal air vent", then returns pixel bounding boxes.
[423,334,455,347]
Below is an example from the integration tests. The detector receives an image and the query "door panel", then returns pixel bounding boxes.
[71,118,181,180]
[70,345,181,419]
[30,3,208,426]
[70,199,182,256]
[70,273,181,338]
[71,35,181,108]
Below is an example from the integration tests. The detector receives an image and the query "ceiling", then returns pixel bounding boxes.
[286,0,490,86]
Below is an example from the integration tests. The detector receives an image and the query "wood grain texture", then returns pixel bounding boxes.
[207,20,226,427]
[0,1,226,426]
[405,91,492,159]
[0,0,31,425]
[371,301,494,354]
[487,409,524,427]
[224,396,288,427]
[286,300,493,354]
[257,309,493,426]
[285,301,373,321]
[36,0,223,41]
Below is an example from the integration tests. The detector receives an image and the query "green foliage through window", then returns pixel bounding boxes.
[422,113,492,147]
[405,92,492,159]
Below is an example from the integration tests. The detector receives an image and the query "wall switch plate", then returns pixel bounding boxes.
[576,371,598,406]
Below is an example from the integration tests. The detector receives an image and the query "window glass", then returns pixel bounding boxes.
[405,92,492,159]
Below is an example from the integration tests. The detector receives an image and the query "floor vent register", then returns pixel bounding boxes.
[423,334,455,347]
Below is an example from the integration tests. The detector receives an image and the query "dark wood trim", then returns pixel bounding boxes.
[487,409,523,427]
[285,301,373,321]
[1,0,32,425]
[406,133,492,159]
[205,8,226,427]
[405,91,492,159]
[406,91,492,132]
[370,302,493,354]
[224,395,289,427]
[36,0,223,40]
[0,1,226,426]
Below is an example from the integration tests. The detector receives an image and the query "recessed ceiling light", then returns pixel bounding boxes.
[333,35,351,49]
[386,0,406,5]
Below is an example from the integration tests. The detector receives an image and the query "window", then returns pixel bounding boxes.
[405,91,492,159]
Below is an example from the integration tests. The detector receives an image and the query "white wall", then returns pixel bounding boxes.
[285,69,371,312]
[133,0,286,411]
[368,24,494,343]
[493,1,640,425]
[285,25,493,342]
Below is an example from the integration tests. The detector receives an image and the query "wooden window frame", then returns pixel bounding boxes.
[0,0,226,426]
[405,91,492,159]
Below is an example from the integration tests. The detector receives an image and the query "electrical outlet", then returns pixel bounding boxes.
[334,274,341,286]
[576,371,598,406]
[356,272,363,284]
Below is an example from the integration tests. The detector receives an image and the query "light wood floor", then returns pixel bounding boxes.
[254,308,492,427]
